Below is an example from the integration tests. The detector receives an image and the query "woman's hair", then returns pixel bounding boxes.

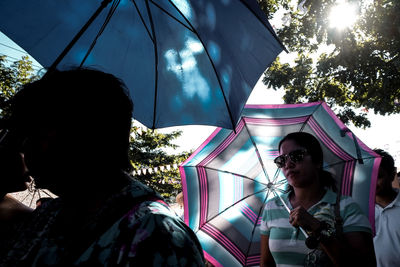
[373,148,396,179]
[278,132,337,193]
[9,68,133,170]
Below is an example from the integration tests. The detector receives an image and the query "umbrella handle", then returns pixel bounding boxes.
[272,190,309,238]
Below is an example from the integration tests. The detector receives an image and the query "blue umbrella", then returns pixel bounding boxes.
[0,0,285,129]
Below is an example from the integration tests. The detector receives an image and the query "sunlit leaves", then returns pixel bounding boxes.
[0,56,39,119]
[260,0,400,128]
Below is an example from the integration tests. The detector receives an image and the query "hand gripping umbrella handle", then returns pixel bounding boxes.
[271,190,309,238]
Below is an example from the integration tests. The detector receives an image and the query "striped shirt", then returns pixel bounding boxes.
[260,189,371,267]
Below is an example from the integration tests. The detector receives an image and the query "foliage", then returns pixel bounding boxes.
[260,0,400,128]
[129,126,190,200]
[0,55,39,119]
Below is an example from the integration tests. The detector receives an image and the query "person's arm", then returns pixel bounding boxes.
[290,206,376,267]
[260,234,276,267]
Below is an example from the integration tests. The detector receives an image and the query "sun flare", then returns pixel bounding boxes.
[329,1,358,30]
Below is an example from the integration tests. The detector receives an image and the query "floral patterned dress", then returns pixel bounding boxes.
[0,178,205,266]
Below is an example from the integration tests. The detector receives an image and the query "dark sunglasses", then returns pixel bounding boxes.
[274,149,308,168]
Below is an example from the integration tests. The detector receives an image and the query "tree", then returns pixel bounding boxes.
[0,55,39,119]
[260,0,400,128]
[129,126,190,200]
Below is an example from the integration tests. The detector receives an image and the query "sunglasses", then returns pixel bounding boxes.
[274,149,308,168]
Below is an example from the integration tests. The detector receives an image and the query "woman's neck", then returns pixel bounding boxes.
[291,182,325,210]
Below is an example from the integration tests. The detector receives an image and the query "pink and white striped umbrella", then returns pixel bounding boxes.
[179,102,380,267]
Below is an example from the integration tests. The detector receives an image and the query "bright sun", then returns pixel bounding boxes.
[328,1,358,30]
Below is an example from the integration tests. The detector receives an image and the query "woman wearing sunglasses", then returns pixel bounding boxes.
[260,132,376,267]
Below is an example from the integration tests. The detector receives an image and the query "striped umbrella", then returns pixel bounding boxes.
[179,102,380,267]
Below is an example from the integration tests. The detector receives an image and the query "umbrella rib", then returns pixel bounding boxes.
[47,0,113,72]
[299,102,322,132]
[340,129,364,164]
[132,0,154,43]
[80,0,121,66]
[166,0,237,130]
[40,189,54,199]
[20,190,33,203]
[273,179,287,187]
[272,168,282,184]
[149,0,194,33]
[29,189,37,208]
[244,122,271,183]
[324,155,378,169]
[188,165,269,186]
[144,1,159,129]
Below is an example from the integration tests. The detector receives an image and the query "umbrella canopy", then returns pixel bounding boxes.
[0,0,285,129]
[179,102,380,267]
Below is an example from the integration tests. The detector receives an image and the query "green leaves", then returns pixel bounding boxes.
[260,0,400,128]
[129,126,190,199]
[0,56,39,119]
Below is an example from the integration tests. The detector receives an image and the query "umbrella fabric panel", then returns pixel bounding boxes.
[203,168,261,223]
[188,165,266,233]
[0,0,284,129]
[198,194,266,266]
[182,128,228,167]
[182,165,267,266]
[135,2,228,128]
[351,157,380,224]
[0,1,98,67]
[197,230,242,267]
[179,166,201,230]
[243,102,321,119]
[183,167,267,265]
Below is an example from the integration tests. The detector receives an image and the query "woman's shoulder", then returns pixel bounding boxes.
[324,189,359,207]
[264,193,289,209]
[338,194,362,209]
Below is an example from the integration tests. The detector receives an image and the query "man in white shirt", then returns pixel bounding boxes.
[373,149,400,267]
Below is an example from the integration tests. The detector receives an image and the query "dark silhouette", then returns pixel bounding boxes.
[0,68,204,266]
[373,149,400,267]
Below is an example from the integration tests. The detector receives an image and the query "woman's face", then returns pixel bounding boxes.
[279,139,320,189]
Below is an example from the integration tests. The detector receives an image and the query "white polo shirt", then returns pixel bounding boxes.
[374,189,400,267]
